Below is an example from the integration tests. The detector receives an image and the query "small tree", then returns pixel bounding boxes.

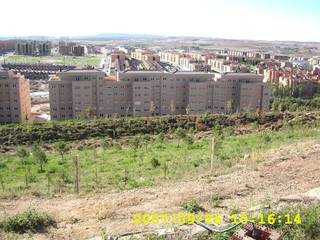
[212,124,223,138]
[16,147,30,188]
[151,157,161,168]
[54,141,69,161]
[175,128,187,148]
[157,132,165,144]
[183,135,194,145]
[32,144,48,172]
[100,138,109,152]
[16,147,29,159]
[142,135,151,150]
[129,136,141,154]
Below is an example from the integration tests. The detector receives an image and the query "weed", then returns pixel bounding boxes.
[0,210,55,233]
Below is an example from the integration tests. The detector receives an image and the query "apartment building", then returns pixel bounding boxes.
[59,41,75,55]
[15,41,51,56]
[15,41,37,55]
[49,69,105,120]
[72,45,86,56]
[49,70,270,120]
[159,52,181,66]
[131,49,160,62]
[0,40,15,54]
[0,70,31,123]
[208,59,237,73]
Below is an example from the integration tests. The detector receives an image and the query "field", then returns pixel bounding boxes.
[0,113,320,239]
[2,55,103,68]
[0,122,320,197]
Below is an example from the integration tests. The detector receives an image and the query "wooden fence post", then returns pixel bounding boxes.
[211,137,216,174]
[74,155,80,194]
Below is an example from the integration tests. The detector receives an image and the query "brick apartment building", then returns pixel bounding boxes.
[49,70,271,120]
[0,70,31,123]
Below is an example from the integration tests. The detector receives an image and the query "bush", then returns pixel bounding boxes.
[224,126,235,136]
[0,112,300,145]
[183,135,194,145]
[182,200,204,213]
[263,135,271,143]
[150,157,161,168]
[157,132,165,143]
[0,210,55,233]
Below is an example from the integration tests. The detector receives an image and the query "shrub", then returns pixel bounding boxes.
[53,141,70,160]
[263,135,271,143]
[224,126,235,136]
[32,144,48,172]
[0,210,55,233]
[157,132,165,143]
[150,157,161,168]
[16,147,29,158]
[212,124,223,137]
[100,138,110,151]
[183,135,194,145]
[182,200,204,213]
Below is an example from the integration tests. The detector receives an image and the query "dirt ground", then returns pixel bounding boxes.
[0,140,319,240]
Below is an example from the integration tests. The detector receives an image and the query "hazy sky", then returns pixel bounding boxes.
[1,0,320,41]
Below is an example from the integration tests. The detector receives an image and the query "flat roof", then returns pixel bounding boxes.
[62,69,103,73]
[224,72,262,76]
[121,70,214,75]
[174,71,213,75]
[121,70,164,74]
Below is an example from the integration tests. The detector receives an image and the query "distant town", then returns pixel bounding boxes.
[1,37,320,123]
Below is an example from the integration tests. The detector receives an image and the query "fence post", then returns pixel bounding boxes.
[74,155,80,194]
[211,137,216,174]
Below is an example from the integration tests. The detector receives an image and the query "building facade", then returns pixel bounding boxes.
[0,70,31,123]
[15,41,51,56]
[49,70,271,120]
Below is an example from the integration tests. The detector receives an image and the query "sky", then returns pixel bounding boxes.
[1,0,320,42]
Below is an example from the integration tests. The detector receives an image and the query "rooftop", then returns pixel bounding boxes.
[62,68,103,73]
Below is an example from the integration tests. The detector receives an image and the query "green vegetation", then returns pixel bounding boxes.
[0,112,309,145]
[196,204,320,240]
[265,205,320,240]
[182,200,204,213]
[272,85,306,99]
[3,55,102,67]
[272,97,320,112]
[0,210,55,233]
[0,118,319,197]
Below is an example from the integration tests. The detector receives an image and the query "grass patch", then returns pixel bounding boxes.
[182,200,204,213]
[3,55,102,68]
[265,204,320,240]
[0,210,55,233]
[196,204,320,240]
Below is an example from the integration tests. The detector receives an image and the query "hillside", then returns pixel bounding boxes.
[0,112,319,239]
